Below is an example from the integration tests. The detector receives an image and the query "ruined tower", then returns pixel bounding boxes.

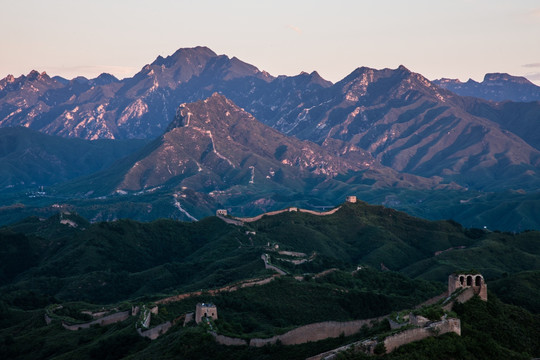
[195,303,218,324]
[346,196,357,203]
[448,273,487,301]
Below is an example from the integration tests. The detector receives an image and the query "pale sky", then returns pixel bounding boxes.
[2,0,540,84]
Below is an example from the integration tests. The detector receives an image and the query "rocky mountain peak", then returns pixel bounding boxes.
[70,76,90,85]
[92,73,119,85]
[435,78,462,85]
[168,92,245,131]
[434,72,540,102]
[26,70,50,82]
[397,64,411,73]
[483,73,533,85]
[302,71,332,87]
[151,46,218,68]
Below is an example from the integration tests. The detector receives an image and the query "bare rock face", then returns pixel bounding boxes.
[115,93,375,192]
[0,47,273,141]
[1,47,539,192]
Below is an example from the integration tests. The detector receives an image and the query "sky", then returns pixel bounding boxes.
[1,0,540,84]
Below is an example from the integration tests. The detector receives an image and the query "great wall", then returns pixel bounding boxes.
[41,232,487,357]
[216,196,356,225]
[306,317,461,360]
[204,272,485,355]
[41,197,490,357]
[61,310,130,331]
[217,205,343,225]
[44,269,486,358]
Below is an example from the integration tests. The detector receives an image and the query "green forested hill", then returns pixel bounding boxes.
[1,201,539,304]
[1,201,539,359]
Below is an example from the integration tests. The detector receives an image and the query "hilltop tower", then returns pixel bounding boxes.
[195,303,218,323]
[448,273,487,301]
[346,196,357,203]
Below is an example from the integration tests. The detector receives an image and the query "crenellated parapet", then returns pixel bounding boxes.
[448,273,487,301]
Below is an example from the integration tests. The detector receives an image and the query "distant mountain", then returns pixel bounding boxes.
[1,49,539,190]
[434,73,540,102]
[68,93,447,198]
[0,47,274,140]
[0,126,146,190]
[248,65,540,190]
[1,46,540,227]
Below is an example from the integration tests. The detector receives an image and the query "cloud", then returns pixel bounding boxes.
[523,63,540,68]
[287,24,302,35]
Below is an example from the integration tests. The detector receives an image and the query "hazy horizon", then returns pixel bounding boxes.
[2,0,539,85]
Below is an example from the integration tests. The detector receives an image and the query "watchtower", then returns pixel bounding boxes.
[216,209,228,216]
[195,303,218,324]
[346,196,357,203]
[448,273,487,301]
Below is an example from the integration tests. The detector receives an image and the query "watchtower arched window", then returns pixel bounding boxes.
[467,275,472,286]
[459,276,465,285]
[475,275,482,286]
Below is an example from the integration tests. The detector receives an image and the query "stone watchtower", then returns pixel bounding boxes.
[216,209,228,216]
[346,196,357,203]
[448,273,487,301]
[195,303,218,324]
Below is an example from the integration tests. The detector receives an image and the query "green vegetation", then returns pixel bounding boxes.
[0,200,539,358]
[164,271,441,339]
[489,270,540,313]
[1,201,539,306]
[336,295,540,360]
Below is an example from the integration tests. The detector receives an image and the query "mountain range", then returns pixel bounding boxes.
[0,46,539,230]
[434,73,540,102]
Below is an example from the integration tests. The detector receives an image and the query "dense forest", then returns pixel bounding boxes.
[1,201,539,359]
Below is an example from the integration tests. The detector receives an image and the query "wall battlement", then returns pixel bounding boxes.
[448,273,487,301]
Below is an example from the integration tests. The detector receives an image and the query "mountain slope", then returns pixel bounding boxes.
[0,126,146,190]
[253,66,540,190]
[434,73,540,102]
[1,48,538,192]
[83,93,373,194]
[0,47,276,140]
[1,201,539,303]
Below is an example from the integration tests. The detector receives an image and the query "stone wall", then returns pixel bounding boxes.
[442,287,476,311]
[383,318,461,353]
[233,206,341,223]
[156,275,277,305]
[62,310,130,331]
[138,321,172,340]
[297,207,341,216]
[448,273,487,301]
[211,332,248,346]
[211,318,382,347]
